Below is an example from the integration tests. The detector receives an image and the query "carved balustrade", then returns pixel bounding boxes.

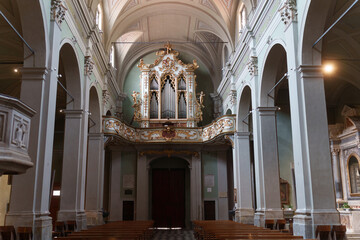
[103,114,236,144]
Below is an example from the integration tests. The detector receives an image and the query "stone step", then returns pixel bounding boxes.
[347,233,360,240]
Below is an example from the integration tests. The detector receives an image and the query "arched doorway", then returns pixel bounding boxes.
[150,157,190,228]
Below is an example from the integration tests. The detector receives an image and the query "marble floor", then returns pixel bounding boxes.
[152,229,196,240]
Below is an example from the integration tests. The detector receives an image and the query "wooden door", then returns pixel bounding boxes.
[152,169,185,228]
[204,201,216,220]
[123,201,134,221]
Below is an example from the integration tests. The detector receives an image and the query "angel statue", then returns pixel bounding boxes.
[132,91,142,121]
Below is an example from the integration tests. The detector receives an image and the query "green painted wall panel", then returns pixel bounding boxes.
[202,152,218,199]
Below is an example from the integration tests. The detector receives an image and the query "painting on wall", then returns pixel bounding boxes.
[280,178,289,205]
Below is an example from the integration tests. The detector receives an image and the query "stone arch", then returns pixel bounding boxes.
[300,0,333,65]
[89,86,102,133]
[16,0,48,68]
[259,43,287,107]
[237,85,252,132]
[347,153,360,195]
[58,41,83,110]
[147,155,191,169]
[106,110,112,116]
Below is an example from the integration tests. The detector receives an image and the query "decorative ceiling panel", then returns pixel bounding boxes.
[148,15,190,41]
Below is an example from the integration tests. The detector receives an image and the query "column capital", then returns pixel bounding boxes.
[298,65,323,78]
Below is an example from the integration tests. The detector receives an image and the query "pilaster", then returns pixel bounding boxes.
[254,107,283,227]
[57,110,87,230]
[136,153,149,220]
[289,65,340,238]
[6,11,64,238]
[331,147,342,199]
[109,150,122,221]
[85,133,105,226]
[190,153,202,221]
[234,132,254,224]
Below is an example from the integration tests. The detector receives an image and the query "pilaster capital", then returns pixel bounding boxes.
[247,56,258,76]
[103,90,110,106]
[51,0,67,25]
[298,65,323,78]
[257,107,278,116]
[20,67,48,81]
[84,56,94,76]
[279,0,297,26]
[331,147,340,156]
[235,132,251,139]
[88,133,104,140]
[62,109,85,118]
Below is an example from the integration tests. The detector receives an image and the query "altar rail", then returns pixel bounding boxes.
[102,115,236,143]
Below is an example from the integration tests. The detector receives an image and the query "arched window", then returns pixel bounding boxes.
[96,4,103,32]
[239,6,247,33]
[349,155,360,195]
[110,45,115,67]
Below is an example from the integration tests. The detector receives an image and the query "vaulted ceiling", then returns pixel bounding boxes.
[99,0,242,91]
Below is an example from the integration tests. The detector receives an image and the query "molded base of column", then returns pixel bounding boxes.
[235,208,254,224]
[34,214,53,240]
[254,209,283,227]
[293,210,340,239]
[57,210,87,230]
[86,211,104,227]
[6,212,52,240]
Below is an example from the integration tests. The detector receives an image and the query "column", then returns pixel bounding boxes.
[190,153,202,221]
[6,19,62,239]
[136,153,149,220]
[234,132,254,224]
[217,151,229,220]
[109,150,122,221]
[85,133,104,226]
[254,107,283,226]
[288,66,340,238]
[331,147,342,199]
[57,110,87,229]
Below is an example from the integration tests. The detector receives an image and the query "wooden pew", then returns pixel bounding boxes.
[193,220,304,240]
[56,221,154,240]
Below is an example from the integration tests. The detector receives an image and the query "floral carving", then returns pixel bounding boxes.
[247,56,258,76]
[279,0,297,26]
[51,0,67,25]
[85,56,94,75]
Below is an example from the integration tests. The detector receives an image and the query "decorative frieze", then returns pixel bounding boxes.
[51,0,67,25]
[247,56,258,76]
[84,56,94,76]
[279,0,297,26]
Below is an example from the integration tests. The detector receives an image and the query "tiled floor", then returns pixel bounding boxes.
[152,229,196,240]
